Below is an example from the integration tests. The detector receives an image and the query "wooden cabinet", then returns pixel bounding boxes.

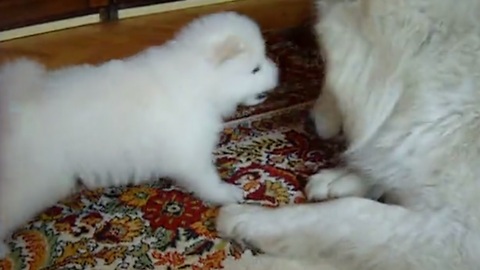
[0,0,189,32]
[115,0,181,9]
[0,0,109,31]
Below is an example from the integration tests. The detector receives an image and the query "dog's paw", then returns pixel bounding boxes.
[216,204,264,239]
[216,205,294,256]
[305,169,368,201]
[202,183,244,205]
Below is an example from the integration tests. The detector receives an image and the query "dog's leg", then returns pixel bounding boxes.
[0,162,75,257]
[305,168,370,200]
[0,223,7,258]
[0,243,7,258]
[175,162,244,205]
[310,87,343,139]
[217,198,441,270]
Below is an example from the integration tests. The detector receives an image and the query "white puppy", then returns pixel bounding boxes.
[0,12,278,256]
[217,1,480,269]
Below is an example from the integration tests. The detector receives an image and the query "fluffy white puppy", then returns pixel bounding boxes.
[217,0,480,269]
[0,12,278,256]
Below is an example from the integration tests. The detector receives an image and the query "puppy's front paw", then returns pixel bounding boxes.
[309,92,342,139]
[201,183,244,205]
[219,183,245,204]
[305,169,368,201]
[0,241,8,259]
[309,112,341,139]
[0,222,9,259]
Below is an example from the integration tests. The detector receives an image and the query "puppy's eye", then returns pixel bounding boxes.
[252,66,261,74]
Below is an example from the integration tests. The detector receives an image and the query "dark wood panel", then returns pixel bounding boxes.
[0,0,311,68]
[115,0,181,9]
[0,0,109,31]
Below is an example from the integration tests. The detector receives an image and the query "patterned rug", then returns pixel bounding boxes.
[0,26,345,270]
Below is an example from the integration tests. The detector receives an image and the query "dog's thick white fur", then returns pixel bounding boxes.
[0,12,278,256]
[217,1,480,269]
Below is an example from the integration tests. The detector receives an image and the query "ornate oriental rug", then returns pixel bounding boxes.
[0,26,345,270]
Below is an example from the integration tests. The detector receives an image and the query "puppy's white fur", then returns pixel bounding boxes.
[0,12,278,257]
[217,1,480,269]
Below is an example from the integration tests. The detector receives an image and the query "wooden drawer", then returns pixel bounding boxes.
[0,0,109,31]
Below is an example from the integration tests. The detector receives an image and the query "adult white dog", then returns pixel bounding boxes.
[0,12,278,257]
[217,0,480,269]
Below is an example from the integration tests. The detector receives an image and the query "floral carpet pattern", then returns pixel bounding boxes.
[0,26,345,270]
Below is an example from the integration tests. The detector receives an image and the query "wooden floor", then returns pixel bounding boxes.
[0,0,314,69]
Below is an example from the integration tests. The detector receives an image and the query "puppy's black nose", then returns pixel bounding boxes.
[256,92,268,99]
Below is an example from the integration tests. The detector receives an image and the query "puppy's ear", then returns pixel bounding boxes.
[210,35,246,65]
